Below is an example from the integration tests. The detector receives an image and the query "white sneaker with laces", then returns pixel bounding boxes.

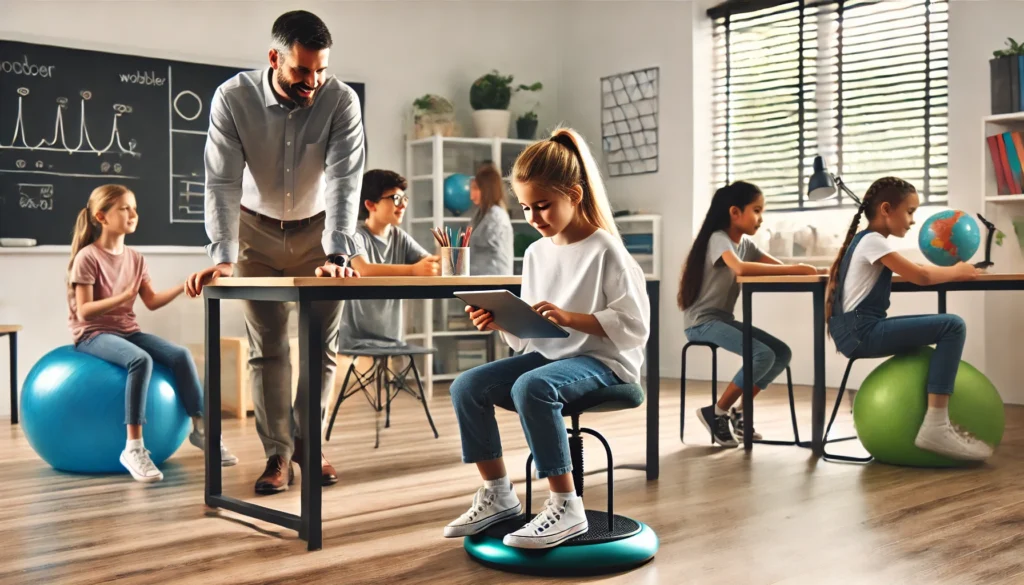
[189,429,239,466]
[914,422,992,461]
[120,447,163,483]
[502,497,588,549]
[443,485,522,537]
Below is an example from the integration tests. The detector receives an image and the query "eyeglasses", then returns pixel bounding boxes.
[384,193,409,207]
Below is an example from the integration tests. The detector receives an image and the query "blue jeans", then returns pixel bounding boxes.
[449,352,623,479]
[75,332,204,425]
[684,319,792,390]
[831,314,966,395]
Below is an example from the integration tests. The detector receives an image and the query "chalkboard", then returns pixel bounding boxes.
[0,39,365,246]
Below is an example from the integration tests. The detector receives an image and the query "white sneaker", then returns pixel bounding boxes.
[502,497,589,549]
[443,485,522,537]
[189,429,239,466]
[120,447,163,483]
[914,422,993,461]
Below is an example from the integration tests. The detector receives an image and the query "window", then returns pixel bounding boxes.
[709,0,949,209]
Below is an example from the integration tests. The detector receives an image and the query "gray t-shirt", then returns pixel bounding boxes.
[337,224,430,348]
[469,205,514,276]
[682,230,764,329]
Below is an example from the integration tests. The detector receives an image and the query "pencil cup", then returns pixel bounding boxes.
[441,247,470,276]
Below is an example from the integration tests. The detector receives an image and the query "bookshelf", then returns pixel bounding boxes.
[981,112,1024,404]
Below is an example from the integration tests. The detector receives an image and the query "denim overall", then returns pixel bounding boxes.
[828,230,893,357]
[827,230,966,395]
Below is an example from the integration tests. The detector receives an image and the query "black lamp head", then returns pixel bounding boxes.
[807,155,837,201]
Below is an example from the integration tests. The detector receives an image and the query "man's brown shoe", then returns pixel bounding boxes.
[254,455,294,495]
[291,437,339,486]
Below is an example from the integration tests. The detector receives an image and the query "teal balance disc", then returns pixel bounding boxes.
[464,511,659,576]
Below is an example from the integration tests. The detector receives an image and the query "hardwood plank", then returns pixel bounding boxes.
[0,381,1020,584]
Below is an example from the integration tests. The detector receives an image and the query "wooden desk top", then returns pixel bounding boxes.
[0,325,22,334]
[737,273,1024,284]
[210,276,523,288]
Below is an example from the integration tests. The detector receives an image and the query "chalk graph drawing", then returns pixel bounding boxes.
[169,68,212,224]
[18,183,54,210]
[0,87,141,180]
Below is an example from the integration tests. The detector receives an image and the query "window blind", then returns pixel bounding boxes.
[710,0,948,209]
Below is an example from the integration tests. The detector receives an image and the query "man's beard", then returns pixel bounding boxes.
[276,69,316,108]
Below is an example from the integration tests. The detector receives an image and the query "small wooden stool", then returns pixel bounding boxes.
[2,325,22,424]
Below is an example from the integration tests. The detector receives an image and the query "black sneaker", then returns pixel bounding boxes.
[729,407,763,441]
[697,405,738,447]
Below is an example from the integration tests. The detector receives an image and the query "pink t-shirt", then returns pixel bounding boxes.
[67,243,151,344]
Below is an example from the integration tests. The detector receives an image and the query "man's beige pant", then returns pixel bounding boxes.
[236,212,341,461]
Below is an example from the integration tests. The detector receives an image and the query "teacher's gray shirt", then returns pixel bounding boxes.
[469,205,514,276]
[204,68,366,264]
[337,224,430,348]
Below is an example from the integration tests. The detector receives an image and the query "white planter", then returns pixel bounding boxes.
[472,109,511,138]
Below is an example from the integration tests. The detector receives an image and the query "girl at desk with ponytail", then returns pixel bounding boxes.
[678,181,819,448]
[825,176,992,461]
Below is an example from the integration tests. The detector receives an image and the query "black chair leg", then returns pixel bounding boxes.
[569,415,584,498]
[325,362,357,441]
[578,426,615,532]
[680,346,687,442]
[374,360,384,449]
[822,359,873,464]
[409,355,439,439]
[752,366,801,446]
[681,342,718,445]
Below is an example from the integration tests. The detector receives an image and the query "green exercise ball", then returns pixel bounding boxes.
[852,347,1004,467]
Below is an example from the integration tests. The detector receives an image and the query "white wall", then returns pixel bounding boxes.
[0,0,561,417]
[557,0,699,382]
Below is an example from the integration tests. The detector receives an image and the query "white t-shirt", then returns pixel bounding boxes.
[500,229,650,384]
[841,232,894,313]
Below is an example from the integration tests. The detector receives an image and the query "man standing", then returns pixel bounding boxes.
[186,10,364,495]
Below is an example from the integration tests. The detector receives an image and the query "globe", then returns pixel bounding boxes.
[917,210,981,266]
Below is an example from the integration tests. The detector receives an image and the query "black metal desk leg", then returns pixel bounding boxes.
[938,290,947,314]
[812,286,826,456]
[742,287,754,451]
[645,281,660,481]
[9,332,17,425]
[204,298,222,503]
[299,299,324,551]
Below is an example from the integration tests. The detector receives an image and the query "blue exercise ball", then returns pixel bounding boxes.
[444,173,473,216]
[917,210,981,266]
[20,345,190,474]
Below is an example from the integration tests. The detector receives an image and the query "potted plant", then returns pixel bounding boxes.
[517,111,539,140]
[990,37,1024,115]
[470,70,542,138]
[411,94,456,139]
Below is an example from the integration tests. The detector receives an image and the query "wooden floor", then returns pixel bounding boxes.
[2,379,1023,585]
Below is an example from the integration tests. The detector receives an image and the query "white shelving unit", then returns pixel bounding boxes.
[980,112,1024,404]
[402,135,662,392]
[402,135,537,392]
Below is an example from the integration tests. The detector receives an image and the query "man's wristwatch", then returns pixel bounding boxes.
[327,253,349,269]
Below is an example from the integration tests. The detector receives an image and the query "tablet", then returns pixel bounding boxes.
[453,290,570,339]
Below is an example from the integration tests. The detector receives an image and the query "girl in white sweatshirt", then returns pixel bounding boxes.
[442,128,650,550]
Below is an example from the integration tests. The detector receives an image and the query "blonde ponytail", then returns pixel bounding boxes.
[67,184,133,286]
[512,127,619,238]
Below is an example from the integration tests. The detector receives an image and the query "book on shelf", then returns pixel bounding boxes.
[987,131,1024,194]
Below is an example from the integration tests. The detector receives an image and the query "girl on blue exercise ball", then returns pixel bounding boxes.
[66,184,236,482]
[825,176,992,461]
